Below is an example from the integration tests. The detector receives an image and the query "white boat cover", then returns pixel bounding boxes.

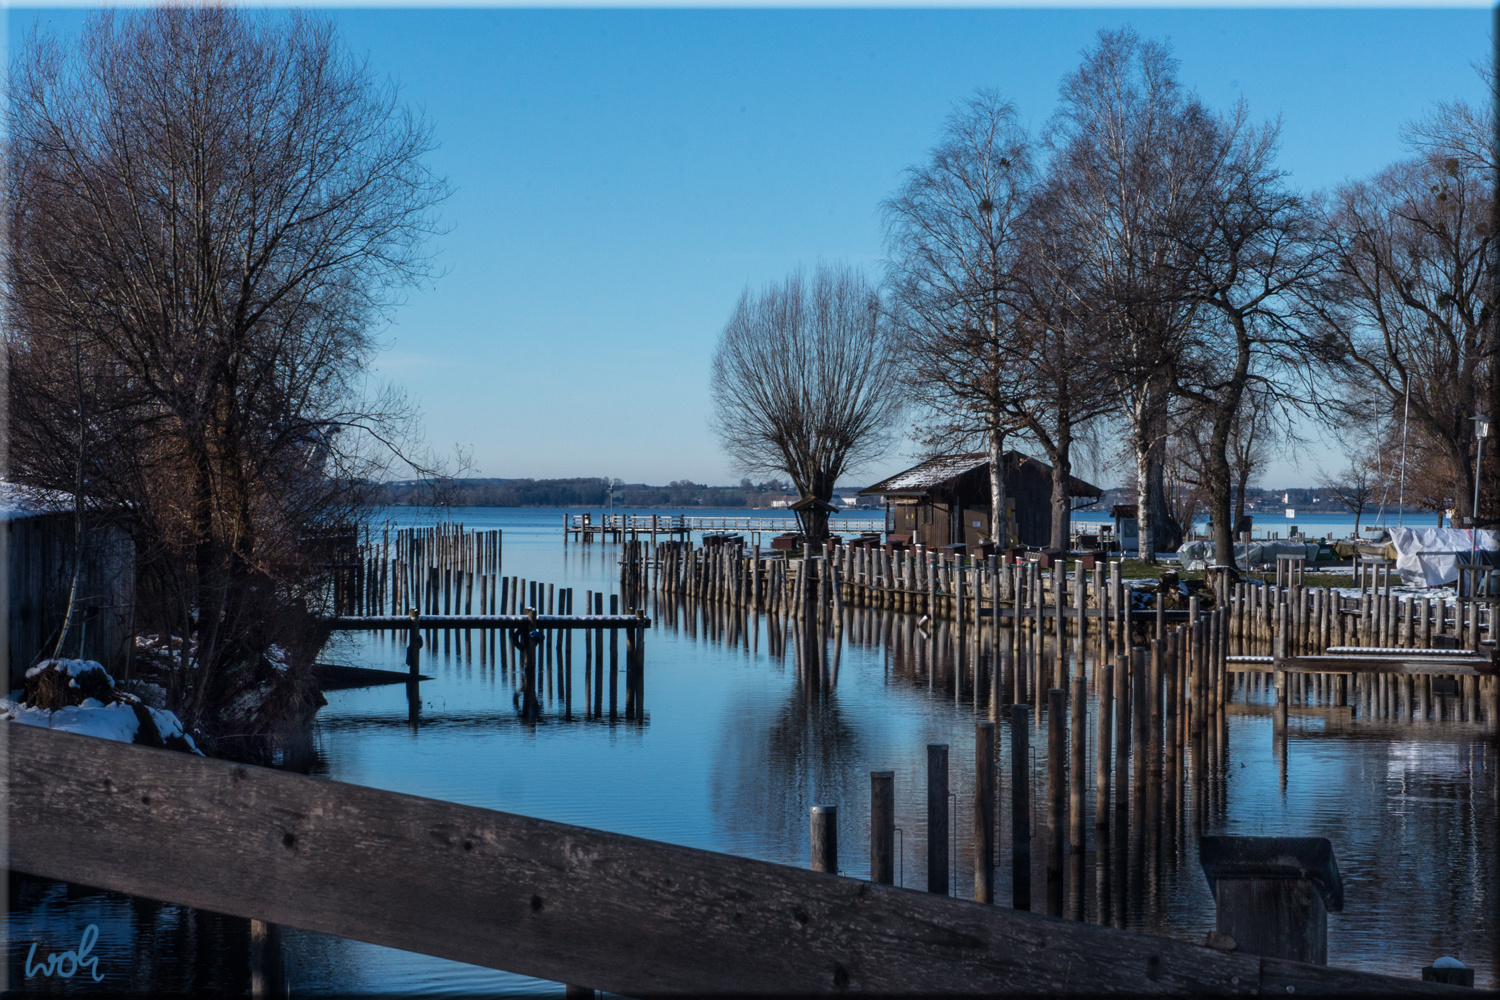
[1388,527,1500,588]
[1175,539,1319,572]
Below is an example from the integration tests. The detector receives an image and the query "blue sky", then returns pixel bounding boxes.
[11,6,1493,490]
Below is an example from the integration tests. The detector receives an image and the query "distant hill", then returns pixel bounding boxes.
[388,477,753,508]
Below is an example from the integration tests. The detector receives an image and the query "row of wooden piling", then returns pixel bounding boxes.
[637,536,1496,723]
[639,535,1495,655]
[644,538,1129,626]
[1228,578,1492,653]
[343,522,504,619]
[1227,668,1494,723]
[802,613,1235,924]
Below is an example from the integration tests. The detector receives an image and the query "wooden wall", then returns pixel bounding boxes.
[6,512,135,685]
[899,460,1059,549]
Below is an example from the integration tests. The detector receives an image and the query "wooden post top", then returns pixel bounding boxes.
[1199,836,1343,912]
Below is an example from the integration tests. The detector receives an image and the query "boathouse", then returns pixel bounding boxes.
[4,485,135,686]
[859,452,1103,549]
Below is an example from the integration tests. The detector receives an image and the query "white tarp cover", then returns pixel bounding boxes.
[1175,539,1319,572]
[1388,527,1500,588]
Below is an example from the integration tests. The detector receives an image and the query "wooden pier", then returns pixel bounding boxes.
[564,512,886,544]
[7,723,1475,996]
[320,605,652,725]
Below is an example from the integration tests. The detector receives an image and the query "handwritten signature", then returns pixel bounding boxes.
[24,923,105,982]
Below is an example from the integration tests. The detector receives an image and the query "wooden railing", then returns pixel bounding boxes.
[6,724,1466,995]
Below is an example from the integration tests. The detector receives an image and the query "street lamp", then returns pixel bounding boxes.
[1397,372,1411,527]
[1471,414,1491,559]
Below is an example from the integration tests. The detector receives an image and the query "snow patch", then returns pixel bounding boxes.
[3,661,200,754]
[25,658,113,684]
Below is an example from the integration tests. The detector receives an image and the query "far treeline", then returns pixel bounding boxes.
[387,478,803,509]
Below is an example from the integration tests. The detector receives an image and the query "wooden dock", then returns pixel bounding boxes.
[320,607,651,724]
[564,512,887,544]
[7,723,1475,996]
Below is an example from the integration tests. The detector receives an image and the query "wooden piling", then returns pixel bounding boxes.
[810,805,837,874]
[1010,703,1031,912]
[870,771,895,886]
[975,722,996,904]
[928,743,949,895]
[1095,661,1113,835]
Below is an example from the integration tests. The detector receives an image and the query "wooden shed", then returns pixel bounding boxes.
[859,452,1103,550]
[4,486,135,687]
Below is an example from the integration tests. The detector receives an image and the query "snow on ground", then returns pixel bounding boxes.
[24,657,114,682]
[2,697,143,742]
[4,660,201,753]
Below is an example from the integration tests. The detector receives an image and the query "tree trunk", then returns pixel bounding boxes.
[1449,440,1476,526]
[1234,470,1249,536]
[1050,464,1071,552]
[988,424,1009,548]
[804,508,831,544]
[1207,415,1238,576]
[1047,436,1073,552]
[1132,423,1155,565]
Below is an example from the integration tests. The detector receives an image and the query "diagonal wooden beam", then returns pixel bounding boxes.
[4,725,1470,996]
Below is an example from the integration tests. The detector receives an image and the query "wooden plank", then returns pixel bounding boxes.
[5,725,1460,996]
[1282,656,1490,676]
[324,614,650,631]
[1227,656,1492,677]
[1324,646,1496,661]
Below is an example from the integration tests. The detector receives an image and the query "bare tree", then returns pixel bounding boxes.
[1226,388,1276,531]
[709,264,901,542]
[1177,395,1264,533]
[1045,29,1212,562]
[1305,86,1495,527]
[6,8,449,732]
[1003,195,1116,549]
[1163,431,1209,540]
[883,91,1032,544]
[1317,450,1380,538]
[1169,108,1325,578]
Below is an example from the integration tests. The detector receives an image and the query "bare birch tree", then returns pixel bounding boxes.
[709,264,901,542]
[1045,29,1211,562]
[882,91,1032,544]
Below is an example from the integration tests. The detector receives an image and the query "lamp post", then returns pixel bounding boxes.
[1397,373,1411,527]
[1471,414,1491,559]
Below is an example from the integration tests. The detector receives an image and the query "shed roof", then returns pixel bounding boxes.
[858,452,1103,500]
[788,496,841,513]
[0,482,73,522]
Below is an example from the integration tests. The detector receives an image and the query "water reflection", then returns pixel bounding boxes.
[10,509,1498,992]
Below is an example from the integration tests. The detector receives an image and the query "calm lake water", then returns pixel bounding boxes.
[8,507,1496,994]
